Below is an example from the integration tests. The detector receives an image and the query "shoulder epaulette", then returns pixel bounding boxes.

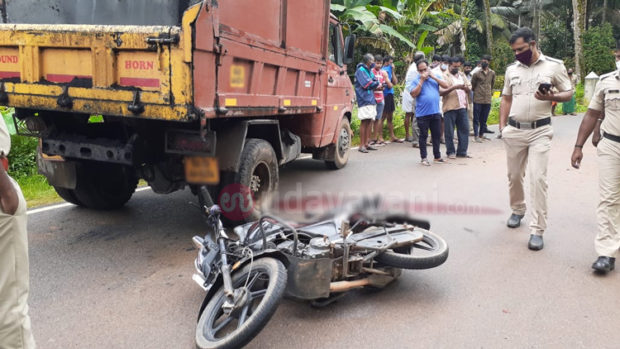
[506,62,517,69]
[544,56,563,64]
[599,71,616,80]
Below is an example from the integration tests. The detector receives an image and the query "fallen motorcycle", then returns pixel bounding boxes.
[192,196,448,349]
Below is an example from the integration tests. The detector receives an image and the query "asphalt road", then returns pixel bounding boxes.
[27,114,620,349]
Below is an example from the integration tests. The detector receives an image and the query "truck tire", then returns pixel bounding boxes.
[53,187,83,206]
[325,117,351,170]
[72,162,138,210]
[223,139,278,223]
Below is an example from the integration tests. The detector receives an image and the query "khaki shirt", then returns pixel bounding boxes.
[442,71,472,113]
[502,54,572,122]
[471,69,496,104]
[588,70,620,136]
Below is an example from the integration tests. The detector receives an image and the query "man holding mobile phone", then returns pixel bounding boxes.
[499,27,573,251]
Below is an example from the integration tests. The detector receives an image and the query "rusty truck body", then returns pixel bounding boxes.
[0,0,355,218]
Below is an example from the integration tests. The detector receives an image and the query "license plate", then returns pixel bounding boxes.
[184,156,219,184]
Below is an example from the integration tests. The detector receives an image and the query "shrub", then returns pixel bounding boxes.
[494,75,505,91]
[8,135,38,179]
[582,23,616,75]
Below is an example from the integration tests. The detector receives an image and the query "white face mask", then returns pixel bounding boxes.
[441,64,448,71]
[617,60,620,71]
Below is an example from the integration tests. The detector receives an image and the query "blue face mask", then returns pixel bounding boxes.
[370,63,376,69]
[441,64,448,71]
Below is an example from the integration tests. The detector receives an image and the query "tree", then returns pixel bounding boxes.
[572,0,586,80]
[483,0,494,55]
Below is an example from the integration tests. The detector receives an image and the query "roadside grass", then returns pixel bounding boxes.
[17,174,62,208]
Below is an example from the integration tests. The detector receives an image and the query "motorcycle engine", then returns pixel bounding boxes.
[302,237,331,259]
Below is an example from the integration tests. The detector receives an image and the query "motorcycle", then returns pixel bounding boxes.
[192,194,448,349]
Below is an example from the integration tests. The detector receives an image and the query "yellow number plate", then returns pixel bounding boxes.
[184,156,219,184]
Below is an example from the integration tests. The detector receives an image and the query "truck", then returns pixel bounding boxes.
[0,0,356,220]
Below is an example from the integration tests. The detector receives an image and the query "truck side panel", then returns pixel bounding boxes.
[194,0,330,146]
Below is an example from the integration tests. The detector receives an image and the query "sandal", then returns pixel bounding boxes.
[421,159,431,166]
[358,147,369,153]
[391,138,404,143]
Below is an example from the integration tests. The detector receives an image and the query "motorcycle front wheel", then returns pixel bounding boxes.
[375,231,449,269]
[196,257,287,349]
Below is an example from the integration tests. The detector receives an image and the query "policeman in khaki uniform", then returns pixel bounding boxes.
[572,40,620,273]
[499,28,573,251]
[0,116,35,348]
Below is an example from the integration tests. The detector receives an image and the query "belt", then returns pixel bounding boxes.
[603,132,620,143]
[508,117,551,130]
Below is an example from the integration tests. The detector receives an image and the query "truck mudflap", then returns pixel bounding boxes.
[0,4,201,121]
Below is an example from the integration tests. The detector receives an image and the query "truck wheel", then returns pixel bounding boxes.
[225,139,278,223]
[325,117,351,170]
[53,187,83,206]
[72,162,138,210]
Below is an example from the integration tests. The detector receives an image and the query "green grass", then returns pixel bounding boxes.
[16,174,62,208]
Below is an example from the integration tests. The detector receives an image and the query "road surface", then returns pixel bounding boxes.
[27,115,620,348]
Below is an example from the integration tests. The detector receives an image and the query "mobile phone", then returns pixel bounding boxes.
[538,83,552,94]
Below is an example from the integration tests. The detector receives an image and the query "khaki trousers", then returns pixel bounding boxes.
[502,125,553,235]
[0,178,35,349]
[595,138,620,258]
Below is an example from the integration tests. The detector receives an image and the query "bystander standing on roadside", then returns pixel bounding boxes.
[0,115,36,349]
[402,51,425,147]
[464,62,475,135]
[471,55,496,142]
[371,55,390,146]
[563,68,579,116]
[430,54,441,70]
[440,57,472,159]
[409,60,449,166]
[380,56,403,143]
[499,27,573,251]
[432,55,450,144]
[571,41,620,274]
[354,53,380,153]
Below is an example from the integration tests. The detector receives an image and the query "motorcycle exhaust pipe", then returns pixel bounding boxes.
[329,278,370,293]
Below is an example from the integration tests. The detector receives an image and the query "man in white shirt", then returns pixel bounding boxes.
[403,51,425,147]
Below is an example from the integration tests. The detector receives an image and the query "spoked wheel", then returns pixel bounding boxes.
[375,231,449,269]
[196,258,287,349]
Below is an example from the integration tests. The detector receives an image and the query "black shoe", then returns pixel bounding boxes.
[507,214,524,228]
[592,256,616,273]
[528,234,544,251]
[484,129,495,134]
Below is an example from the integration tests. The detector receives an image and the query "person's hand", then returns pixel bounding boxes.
[534,90,554,101]
[571,148,583,169]
[592,130,601,147]
[420,71,430,81]
[454,84,465,90]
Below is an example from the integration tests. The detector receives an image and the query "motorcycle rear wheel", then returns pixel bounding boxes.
[196,257,287,349]
[375,231,448,269]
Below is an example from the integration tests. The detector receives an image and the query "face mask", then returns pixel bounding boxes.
[369,63,376,69]
[441,64,448,71]
[481,62,489,69]
[450,68,459,75]
[616,61,620,71]
[515,46,533,65]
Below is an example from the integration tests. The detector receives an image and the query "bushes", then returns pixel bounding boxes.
[8,135,38,179]
[582,23,616,75]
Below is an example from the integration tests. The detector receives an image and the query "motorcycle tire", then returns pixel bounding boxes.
[375,231,449,269]
[196,257,287,349]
